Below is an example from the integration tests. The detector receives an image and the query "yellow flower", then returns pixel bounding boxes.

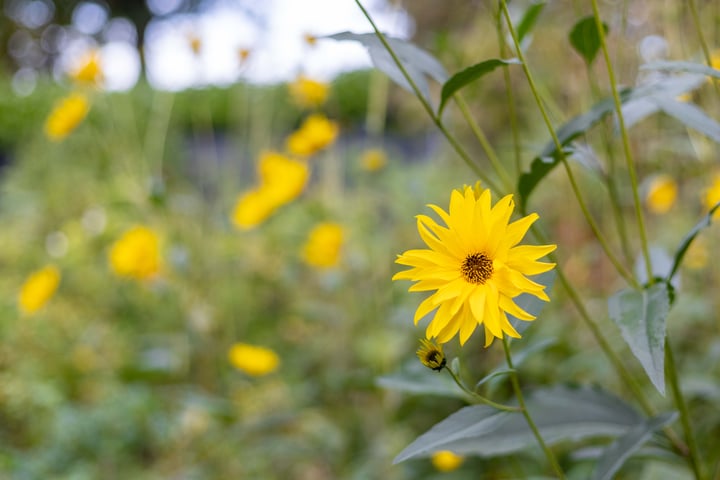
[360,148,387,172]
[431,450,464,472]
[258,151,310,205]
[44,92,90,142]
[237,47,251,64]
[393,186,556,347]
[703,173,720,219]
[289,76,329,109]
[302,222,344,268]
[286,114,339,157]
[228,343,280,376]
[416,339,446,371]
[187,32,202,56]
[303,33,318,47]
[70,50,103,87]
[109,226,162,280]
[231,188,279,230]
[645,174,677,214]
[18,265,61,315]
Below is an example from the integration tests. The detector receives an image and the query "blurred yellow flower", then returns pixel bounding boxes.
[431,450,464,472]
[360,148,387,172]
[302,222,344,268]
[187,32,202,56]
[303,33,318,47]
[237,47,251,64]
[44,92,90,142]
[709,49,720,81]
[231,188,279,230]
[645,174,677,214]
[703,173,720,219]
[18,265,61,315]
[70,50,103,87]
[286,114,339,157]
[109,226,162,280]
[289,76,329,109]
[685,236,709,270]
[393,186,556,347]
[258,151,310,205]
[228,343,280,376]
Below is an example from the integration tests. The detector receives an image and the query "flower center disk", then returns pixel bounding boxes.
[461,253,493,284]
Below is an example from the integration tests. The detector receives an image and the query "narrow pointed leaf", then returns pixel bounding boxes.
[592,412,678,480]
[438,58,520,115]
[569,16,608,65]
[326,32,448,107]
[651,97,720,143]
[641,60,720,79]
[394,385,642,463]
[376,361,466,399]
[667,202,720,281]
[517,1,546,42]
[608,284,670,395]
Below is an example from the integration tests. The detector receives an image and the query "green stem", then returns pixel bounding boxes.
[453,94,513,191]
[499,0,637,287]
[530,224,687,455]
[688,0,720,99]
[589,0,653,284]
[666,339,706,480]
[502,338,566,479]
[445,367,519,412]
[354,0,502,194]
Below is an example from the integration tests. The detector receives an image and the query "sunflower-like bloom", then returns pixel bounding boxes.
[289,76,329,109]
[44,92,90,141]
[18,265,61,315]
[416,339,446,371]
[302,222,344,268]
[393,186,556,347]
[431,450,464,472]
[645,174,677,214]
[109,226,162,280]
[228,342,280,376]
[286,114,339,157]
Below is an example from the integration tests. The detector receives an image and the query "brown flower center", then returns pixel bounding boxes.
[461,253,493,284]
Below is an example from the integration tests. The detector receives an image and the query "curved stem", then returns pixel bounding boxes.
[589,0,653,284]
[445,367,519,412]
[354,0,502,194]
[503,337,566,479]
[499,0,637,287]
[666,339,706,480]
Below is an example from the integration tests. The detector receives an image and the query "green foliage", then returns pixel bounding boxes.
[516,2,547,43]
[568,16,608,65]
[438,59,520,115]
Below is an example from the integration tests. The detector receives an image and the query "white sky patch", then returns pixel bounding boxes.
[143,0,412,91]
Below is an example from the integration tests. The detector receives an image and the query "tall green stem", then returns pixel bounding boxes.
[354,0,502,194]
[502,338,566,479]
[499,0,637,287]
[444,367,519,411]
[589,0,653,284]
[666,339,706,480]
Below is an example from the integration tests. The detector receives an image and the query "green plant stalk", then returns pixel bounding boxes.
[453,94,513,191]
[444,367,520,412]
[530,224,688,455]
[688,0,720,99]
[666,339,706,480]
[585,63,633,266]
[354,0,502,194]
[502,337,566,479]
[589,0,653,284]
[144,90,175,180]
[493,5,522,178]
[366,69,389,137]
[499,0,637,287]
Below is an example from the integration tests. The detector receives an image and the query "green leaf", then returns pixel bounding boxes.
[569,16,608,65]
[651,97,720,143]
[592,412,678,480]
[517,1,547,43]
[475,368,515,389]
[376,361,466,399]
[438,58,520,115]
[608,284,670,395]
[641,60,720,79]
[326,32,447,107]
[622,73,706,129]
[517,94,619,210]
[667,203,720,281]
[394,385,642,463]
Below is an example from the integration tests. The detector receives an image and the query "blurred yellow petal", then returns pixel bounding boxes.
[228,343,280,376]
[645,174,678,214]
[289,75,329,109]
[44,93,90,141]
[109,226,162,280]
[431,450,464,472]
[18,265,61,315]
[286,114,338,157]
[302,222,344,268]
